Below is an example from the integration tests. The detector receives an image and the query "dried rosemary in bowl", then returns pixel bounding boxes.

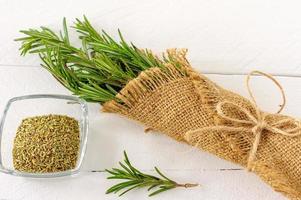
[12,114,80,173]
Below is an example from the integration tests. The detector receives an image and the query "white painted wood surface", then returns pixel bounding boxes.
[0,68,291,200]
[1,0,301,199]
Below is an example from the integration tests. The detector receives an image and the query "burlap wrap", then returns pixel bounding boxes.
[103,50,301,199]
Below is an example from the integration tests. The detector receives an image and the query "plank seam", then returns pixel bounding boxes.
[1,64,301,78]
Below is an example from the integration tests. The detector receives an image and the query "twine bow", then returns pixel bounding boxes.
[185,71,301,171]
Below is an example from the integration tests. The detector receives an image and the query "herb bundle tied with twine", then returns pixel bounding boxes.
[16,17,301,199]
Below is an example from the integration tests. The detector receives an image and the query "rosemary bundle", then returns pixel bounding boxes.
[16,16,179,103]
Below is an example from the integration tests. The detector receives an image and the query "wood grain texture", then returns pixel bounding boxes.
[0,171,284,200]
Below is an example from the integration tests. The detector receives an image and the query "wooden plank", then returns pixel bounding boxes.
[1,0,301,75]
[0,171,285,200]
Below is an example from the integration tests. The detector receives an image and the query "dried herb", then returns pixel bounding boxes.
[13,114,80,173]
[106,151,198,197]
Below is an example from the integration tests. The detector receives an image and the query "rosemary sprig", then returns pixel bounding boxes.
[73,16,164,71]
[106,151,198,197]
[15,17,168,103]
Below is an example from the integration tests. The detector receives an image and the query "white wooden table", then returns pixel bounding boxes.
[1,1,301,199]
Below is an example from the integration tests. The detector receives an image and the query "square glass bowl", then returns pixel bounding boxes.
[0,94,88,178]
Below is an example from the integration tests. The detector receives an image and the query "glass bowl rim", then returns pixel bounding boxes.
[0,94,89,178]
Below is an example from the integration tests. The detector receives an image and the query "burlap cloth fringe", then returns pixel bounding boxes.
[103,49,301,199]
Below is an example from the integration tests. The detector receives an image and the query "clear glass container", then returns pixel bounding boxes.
[0,94,88,178]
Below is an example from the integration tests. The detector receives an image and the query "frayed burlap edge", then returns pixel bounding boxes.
[102,64,187,114]
[250,161,301,199]
[102,49,190,114]
[102,49,300,199]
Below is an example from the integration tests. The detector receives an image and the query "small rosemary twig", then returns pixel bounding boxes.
[105,151,198,197]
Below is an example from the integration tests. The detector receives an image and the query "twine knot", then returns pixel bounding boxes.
[254,120,267,132]
[185,71,301,171]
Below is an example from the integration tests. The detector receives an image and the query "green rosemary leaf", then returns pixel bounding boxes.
[107,176,134,180]
[106,180,140,194]
[119,161,137,177]
[118,184,141,196]
[148,185,176,197]
[62,18,70,45]
[105,84,118,95]
[111,168,130,176]
[147,183,161,191]
[105,169,119,176]
[154,167,174,182]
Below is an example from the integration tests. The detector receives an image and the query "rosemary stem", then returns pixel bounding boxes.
[176,183,199,188]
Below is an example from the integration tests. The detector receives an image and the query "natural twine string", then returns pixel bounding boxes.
[185,70,301,171]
